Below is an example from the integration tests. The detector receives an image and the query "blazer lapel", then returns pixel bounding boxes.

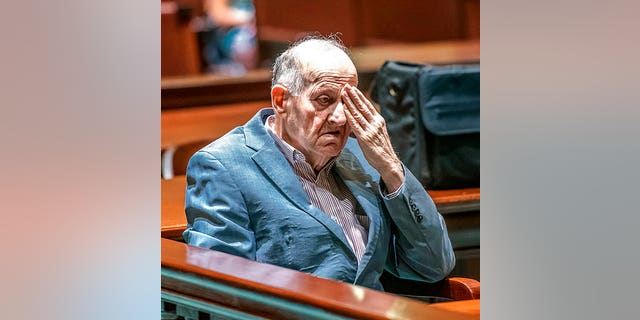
[244,109,353,251]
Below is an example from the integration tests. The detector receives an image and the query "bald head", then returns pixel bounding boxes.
[271,37,357,96]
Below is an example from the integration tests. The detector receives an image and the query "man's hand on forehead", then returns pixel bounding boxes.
[340,84,375,127]
[341,83,405,192]
[308,73,357,99]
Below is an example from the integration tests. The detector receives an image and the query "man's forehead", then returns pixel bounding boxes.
[304,56,357,87]
[309,69,357,84]
[295,45,356,74]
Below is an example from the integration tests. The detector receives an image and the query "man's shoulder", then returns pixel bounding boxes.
[195,127,249,161]
[197,108,272,157]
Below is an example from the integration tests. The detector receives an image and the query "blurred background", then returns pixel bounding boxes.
[161,0,479,77]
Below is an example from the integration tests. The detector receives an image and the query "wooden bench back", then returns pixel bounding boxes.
[161,101,269,177]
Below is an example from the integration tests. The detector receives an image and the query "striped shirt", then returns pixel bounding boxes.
[265,116,370,263]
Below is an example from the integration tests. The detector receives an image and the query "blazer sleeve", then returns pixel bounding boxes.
[182,150,256,260]
[381,165,456,282]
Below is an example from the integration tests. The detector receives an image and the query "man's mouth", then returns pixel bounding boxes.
[322,130,341,136]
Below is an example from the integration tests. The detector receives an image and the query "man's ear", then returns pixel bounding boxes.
[271,85,288,113]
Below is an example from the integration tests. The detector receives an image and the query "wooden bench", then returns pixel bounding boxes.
[161,0,200,77]
[162,69,273,109]
[161,100,269,178]
[162,100,268,150]
[161,40,480,109]
[162,238,479,319]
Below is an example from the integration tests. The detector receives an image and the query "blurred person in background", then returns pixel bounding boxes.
[198,0,257,75]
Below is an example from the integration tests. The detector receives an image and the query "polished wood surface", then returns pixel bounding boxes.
[161,40,480,109]
[254,0,479,46]
[355,0,467,44]
[162,175,189,239]
[162,238,479,319]
[162,175,479,239]
[254,0,363,47]
[161,101,269,150]
[352,39,480,72]
[446,277,481,300]
[162,69,272,90]
[431,299,480,316]
[428,187,480,214]
[429,188,481,204]
[161,0,200,76]
[463,0,480,39]
[162,69,273,109]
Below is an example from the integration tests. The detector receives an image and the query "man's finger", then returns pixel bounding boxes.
[342,94,362,137]
[342,89,367,129]
[346,85,374,121]
[351,85,378,116]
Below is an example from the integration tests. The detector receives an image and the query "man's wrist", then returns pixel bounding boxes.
[380,160,405,194]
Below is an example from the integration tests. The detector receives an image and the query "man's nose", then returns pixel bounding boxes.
[327,101,347,125]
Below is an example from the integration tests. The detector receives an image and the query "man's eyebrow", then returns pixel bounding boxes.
[308,70,356,82]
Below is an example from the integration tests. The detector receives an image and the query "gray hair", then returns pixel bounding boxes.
[271,35,350,96]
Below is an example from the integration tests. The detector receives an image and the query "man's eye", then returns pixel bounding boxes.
[317,96,333,105]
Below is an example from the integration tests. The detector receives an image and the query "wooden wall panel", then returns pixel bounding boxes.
[161,0,201,76]
[356,0,465,44]
[254,0,363,46]
[463,0,480,39]
[254,0,479,46]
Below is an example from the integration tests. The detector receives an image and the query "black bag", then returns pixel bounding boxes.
[371,61,480,190]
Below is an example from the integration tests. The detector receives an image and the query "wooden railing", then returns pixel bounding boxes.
[162,69,273,109]
[161,100,269,178]
[161,100,268,150]
[162,238,479,320]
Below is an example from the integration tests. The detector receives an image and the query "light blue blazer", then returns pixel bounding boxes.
[183,108,455,290]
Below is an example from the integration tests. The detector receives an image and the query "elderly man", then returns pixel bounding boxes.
[182,37,455,290]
